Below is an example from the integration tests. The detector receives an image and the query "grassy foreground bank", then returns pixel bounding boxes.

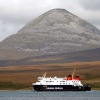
[0,82,32,90]
[0,61,100,90]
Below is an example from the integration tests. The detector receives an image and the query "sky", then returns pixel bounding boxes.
[0,0,100,42]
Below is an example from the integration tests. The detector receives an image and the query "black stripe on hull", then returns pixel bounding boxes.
[33,85,91,91]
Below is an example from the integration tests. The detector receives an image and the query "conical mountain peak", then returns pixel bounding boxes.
[0,9,100,60]
[18,8,77,34]
[46,8,69,13]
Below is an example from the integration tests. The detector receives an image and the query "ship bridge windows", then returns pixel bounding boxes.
[60,81,65,82]
[46,81,54,82]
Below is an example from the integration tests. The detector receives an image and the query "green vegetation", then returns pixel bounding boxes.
[0,82,32,90]
[91,82,100,89]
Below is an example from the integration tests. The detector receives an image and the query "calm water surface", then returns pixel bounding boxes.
[0,90,100,100]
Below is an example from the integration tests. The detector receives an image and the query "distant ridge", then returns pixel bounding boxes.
[0,48,100,66]
[0,8,100,60]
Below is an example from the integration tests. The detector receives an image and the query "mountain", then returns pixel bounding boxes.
[0,8,100,60]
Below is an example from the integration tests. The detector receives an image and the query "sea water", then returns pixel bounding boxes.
[0,90,100,100]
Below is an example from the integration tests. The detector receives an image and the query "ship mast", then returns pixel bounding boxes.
[72,67,76,79]
[42,72,47,78]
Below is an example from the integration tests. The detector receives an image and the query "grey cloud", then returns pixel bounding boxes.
[0,0,100,41]
[0,20,23,41]
[78,0,100,10]
[0,0,50,41]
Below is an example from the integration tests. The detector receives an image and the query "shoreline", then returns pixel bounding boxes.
[0,88,100,91]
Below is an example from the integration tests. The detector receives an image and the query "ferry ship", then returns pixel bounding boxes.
[32,68,91,91]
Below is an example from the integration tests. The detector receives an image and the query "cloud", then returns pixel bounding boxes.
[0,20,23,41]
[0,0,100,41]
[78,0,100,10]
